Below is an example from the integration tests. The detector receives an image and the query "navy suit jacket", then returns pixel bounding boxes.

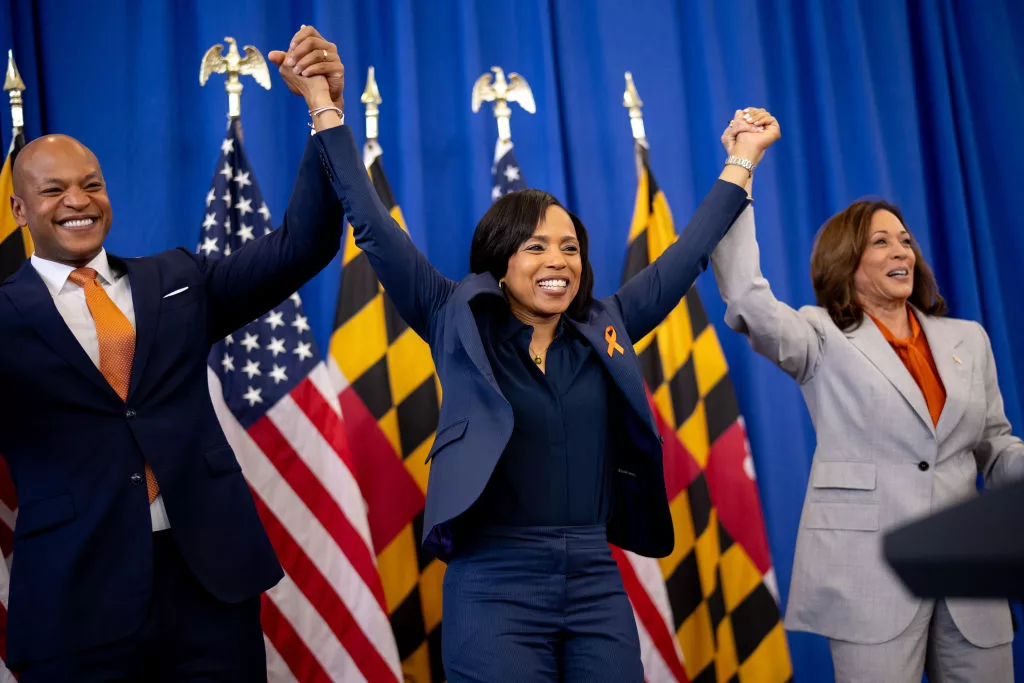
[0,127,347,667]
[324,126,749,561]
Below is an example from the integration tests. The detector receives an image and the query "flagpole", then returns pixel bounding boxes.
[623,71,650,183]
[4,50,26,141]
[199,37,271,129]
[623,71,646,145]
[361,66,381,143]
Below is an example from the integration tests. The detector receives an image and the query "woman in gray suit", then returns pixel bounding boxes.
[713,108,1024,682]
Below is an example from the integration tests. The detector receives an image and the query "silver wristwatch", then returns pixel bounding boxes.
[725,155,755,175]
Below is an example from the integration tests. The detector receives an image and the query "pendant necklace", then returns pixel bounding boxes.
[529,344,543,365]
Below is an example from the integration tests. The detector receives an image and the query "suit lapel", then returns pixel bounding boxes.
[454,274,504,395]
[915,310,970,440]
[846,315,934,434]
[113,254,160,401]
[4,261,119,399]
[568,310,657,435]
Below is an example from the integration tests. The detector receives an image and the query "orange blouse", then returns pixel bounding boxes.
[869,309,947,427]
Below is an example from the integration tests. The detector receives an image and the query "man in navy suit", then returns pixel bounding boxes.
[0,26,344,682]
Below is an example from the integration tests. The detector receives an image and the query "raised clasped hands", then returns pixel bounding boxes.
[721,107,781,168]
[268,25,344,114]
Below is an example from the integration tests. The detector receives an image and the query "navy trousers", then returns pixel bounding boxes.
[16,530,267,683]
[442,525,644,682]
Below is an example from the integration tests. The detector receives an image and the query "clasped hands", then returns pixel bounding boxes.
[268,25,344,127]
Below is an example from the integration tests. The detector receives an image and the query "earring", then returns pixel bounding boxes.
[498,278,505,289]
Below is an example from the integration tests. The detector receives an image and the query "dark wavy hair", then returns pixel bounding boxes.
[810,199,947,331]
[469,189,595,320]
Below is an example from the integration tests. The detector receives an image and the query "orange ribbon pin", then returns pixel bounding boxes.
[605,326,625,358]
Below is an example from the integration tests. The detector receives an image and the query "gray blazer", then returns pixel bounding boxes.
[711,206,1024,646]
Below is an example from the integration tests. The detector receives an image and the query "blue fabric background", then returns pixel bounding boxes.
[3,1,1022,679]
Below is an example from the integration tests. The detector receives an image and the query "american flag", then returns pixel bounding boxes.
[0,457,15,683]
[490,138,527,200]
[200,119,402,682]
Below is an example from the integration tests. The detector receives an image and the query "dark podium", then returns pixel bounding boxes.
[883,478,1024,599]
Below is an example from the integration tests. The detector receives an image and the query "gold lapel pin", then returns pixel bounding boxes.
[952,354,962,365]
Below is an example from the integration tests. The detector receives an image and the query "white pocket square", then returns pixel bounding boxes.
[162,286,190,299]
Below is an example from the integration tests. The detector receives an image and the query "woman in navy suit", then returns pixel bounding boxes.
[325,104,780,681]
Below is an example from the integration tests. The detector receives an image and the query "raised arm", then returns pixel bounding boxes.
[201,128,346,342]
[972,322,1024,486]
[611,107,780,343]
[283,27,453,341]
[202,26,349,341]
[610,180,748,341]
[709,108,826,384]
[710,207,826,383]
[317,126,454,340]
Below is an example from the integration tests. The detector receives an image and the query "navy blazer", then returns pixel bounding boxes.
[323,126,748,561]
[0,127,347,667]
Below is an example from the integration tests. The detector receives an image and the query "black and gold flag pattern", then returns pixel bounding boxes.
[329,141,445,683]
[0,133,31,282]
[623,144,792,682]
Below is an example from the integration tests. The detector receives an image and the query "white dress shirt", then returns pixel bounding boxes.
[31,250,171,531]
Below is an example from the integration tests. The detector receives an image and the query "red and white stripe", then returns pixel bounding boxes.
[209,363,402,682]
[0,457,16,681]
[613,547,690,683]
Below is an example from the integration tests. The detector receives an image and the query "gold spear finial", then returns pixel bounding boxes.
[361,66,382,142]
[199,37,271,119]
[4,50,26,135]
[471,66,535,143]
[623,72,646,143]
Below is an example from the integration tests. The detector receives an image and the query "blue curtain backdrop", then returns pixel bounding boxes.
[2,0,1022,679]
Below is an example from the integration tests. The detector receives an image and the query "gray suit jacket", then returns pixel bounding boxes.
[711,206,1024,646]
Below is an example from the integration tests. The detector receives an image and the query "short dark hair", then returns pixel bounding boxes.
[810,198,947,331]
[469,189,595,320]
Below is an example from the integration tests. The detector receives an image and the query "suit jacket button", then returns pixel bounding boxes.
[918,461,930,472]
[130,473,144,484]
[125,409,137,419]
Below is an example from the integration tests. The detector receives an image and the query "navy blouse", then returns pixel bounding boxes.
[459,299,616,530]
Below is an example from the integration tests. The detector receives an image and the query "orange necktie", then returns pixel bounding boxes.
[69,267,160,503]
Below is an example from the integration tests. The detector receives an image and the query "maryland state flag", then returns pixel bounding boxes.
[328,139,446,682]
[0,132,31,282]
[620,143,792,682]
[0,131,27,680]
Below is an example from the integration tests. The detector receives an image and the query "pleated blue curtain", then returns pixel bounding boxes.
[2,1,1022,678]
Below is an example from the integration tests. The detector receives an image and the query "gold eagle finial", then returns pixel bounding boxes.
[199,37,271,119]
[471,66,535,143]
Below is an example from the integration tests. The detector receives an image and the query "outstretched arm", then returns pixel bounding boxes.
[202,25,347,341]
[277,26,454,341]
[711,206,827,383]
[316,128,455,342]
[710,109,826,383]
[611,107,780,342]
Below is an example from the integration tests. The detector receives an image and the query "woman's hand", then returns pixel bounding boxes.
[268,25,344,129]
[721,107,781,168]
